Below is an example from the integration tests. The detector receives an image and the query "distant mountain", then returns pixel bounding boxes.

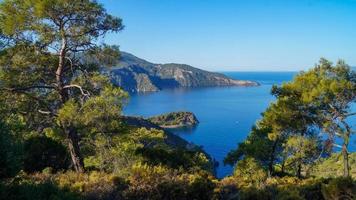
[106,52,259,92]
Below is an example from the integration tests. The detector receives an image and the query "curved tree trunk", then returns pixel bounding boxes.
[57,35,84,173]
[66,126,84,173]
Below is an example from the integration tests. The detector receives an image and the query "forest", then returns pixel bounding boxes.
[0,0,355,199]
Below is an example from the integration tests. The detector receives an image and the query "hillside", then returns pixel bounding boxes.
[106,52,259,92]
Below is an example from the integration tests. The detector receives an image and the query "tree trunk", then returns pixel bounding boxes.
[56,35,84,173]
[297,164,302,178]
[268,139,279,177]
[340,120,351,177]
[342,143,349,177]
[66,126,84,173]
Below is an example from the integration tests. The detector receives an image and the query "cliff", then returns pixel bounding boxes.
[106,52,259,92]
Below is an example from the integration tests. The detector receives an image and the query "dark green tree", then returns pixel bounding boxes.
[224,125,282,176]
[274,59,355,177]
[0,0,126,172]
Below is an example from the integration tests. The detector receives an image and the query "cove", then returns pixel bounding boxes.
[124,72,355,178]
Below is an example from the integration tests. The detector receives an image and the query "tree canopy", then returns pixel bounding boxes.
[0,0,126,172]
[226,58,355,178]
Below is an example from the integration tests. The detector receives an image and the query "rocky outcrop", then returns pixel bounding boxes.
[148,111,199,128]
[107,52,259,92]
[121,115,195,149]
[121,114,218,174]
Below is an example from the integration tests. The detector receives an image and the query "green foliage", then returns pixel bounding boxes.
[224,125,279,172]
[283,135,322,176]
[57,84,128,134]
[148,111,199,127]
[0,175,81,200]
[232,157,268,188]
[321,177,355,200]
[82,127,213,174]
[0,0,126,172]
[82,127,165,173]
[274,188,304,200]
[124,163,216,200]
[0,120,23,178]
[273,59,355,177]
[312,153,356,178]
[0,169,355,200]
[23,136,70,173]
[238,187,272,200]
[217,175,355,200]
[226,58,355,178]
[137,147,211,172]
[0,183,77,200]
[0,169,217,200]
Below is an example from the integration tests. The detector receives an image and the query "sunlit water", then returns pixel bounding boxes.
[124,72,356,178]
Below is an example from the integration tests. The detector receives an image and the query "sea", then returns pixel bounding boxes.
[124,72,356,178]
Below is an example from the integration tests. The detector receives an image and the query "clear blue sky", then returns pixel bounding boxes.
[99,0,356,71]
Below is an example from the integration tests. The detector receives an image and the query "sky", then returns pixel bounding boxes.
[99,0,356,71]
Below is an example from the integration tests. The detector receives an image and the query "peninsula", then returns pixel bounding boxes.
[105,52,259,92]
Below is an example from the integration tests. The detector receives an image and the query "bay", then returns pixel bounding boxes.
[124,72,355,178]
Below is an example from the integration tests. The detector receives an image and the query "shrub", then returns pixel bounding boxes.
[321,177,356,200]
[312,153,356,179]
[0,173,80,200]
[238,187,272,200]
[274,187,304,200]
[233,157,268,188]
[54,171,126,200]
[137,147,211,171]
[0,121,23,178]
[23,136,70,173]
[124,163,216,200]
[213,177,239,200]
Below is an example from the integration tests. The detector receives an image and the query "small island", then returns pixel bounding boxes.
[148,111,199,128]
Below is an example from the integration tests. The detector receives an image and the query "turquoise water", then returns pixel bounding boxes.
[124,72,355,178]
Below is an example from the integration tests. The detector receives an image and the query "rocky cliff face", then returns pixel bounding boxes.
[107,52,259,92]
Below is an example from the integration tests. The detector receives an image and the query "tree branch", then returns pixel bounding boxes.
[63,84,90,97]
[332,143,343,149]
[346,112,356,118]
[1,85,55,92]
[38,109,58,117]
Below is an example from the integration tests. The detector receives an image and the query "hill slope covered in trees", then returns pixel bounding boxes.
[106,52,259,92]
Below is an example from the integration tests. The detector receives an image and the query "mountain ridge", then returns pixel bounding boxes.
[107,52,259,92]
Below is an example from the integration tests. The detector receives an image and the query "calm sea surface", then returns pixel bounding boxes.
[124,72,356,178]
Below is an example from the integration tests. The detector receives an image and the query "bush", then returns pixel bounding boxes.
[238,187,272,200]
[312,153,356,179]
[136,147,211,171]
[124,163,216,200]
[213,177,239,200]
[321,177,356,200]
[23,136,70,173]
[0,121,22,178]
[233,157,268,188]
[275,188,304,200]
[54,171,126,200]
[0,173,80,200]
